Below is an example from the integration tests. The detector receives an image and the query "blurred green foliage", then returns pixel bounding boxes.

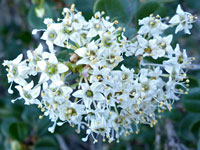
[0,0,200,150]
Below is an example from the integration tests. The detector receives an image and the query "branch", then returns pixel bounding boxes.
[155,125,161,150]
[56,134,69,150]
[164,119,188,150]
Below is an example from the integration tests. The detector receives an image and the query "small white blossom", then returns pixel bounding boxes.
[14,81,41,105]
[37,53,68,83]
[138,16,168,36]
[169,5,196,34]
[73,82,105,108]
[3,54,29,93]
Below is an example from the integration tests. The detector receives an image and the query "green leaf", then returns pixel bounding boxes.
[188,76,199,88]
[74,0,96,20]
[191,121,200,138]
[161,108,182,121]
[182,88,200,113]
[56,50,73,62]
[1,118,17,137]
[135,1,166,29]
[179,113,200,142]
[15,31,33,45]
[37,117,52,136]
[9,122,29,141]
[198,129,200,150]
[28,3,53,29]
[137,125,155,143]
[114,55,138,70]
[184,0,200,10]
[33,136,58,150]
[21,106,40,125]
[94,0,137,25]
[65,73,80,84]
[143,56,168,64]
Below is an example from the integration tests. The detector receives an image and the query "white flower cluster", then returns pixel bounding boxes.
[3,4,197,143]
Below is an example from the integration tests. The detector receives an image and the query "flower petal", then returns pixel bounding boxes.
[75,47,87,57]
[57,63,68,73]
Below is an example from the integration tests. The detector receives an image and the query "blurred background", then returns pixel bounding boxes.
[0,0,200,150]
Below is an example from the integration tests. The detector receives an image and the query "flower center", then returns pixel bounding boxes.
[178,55,184,64]
[48,30,57,41]
[159,42,166,49]
[122,74,128,80]
[97,75,103,81]
[12,68,17,76]
[63,27,72,34]
[106,55,115,64]
[144,47,152,54]
[95,127,106,132]
[25,93,31,99]
[115,116,124,124]
[103,37,112,47]
[66,107,77,118]
[47,65,57,75]
[86,90,93,97]
[149,21,156,27]
[107,93,112,100]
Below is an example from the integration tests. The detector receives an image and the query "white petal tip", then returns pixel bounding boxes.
[8,89,13,94]
[32,29,38,35]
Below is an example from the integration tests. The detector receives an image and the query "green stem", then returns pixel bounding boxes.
[39,0,45,8]
[70,83,79,89]
[65,42,78,50]
[114,104,119,115]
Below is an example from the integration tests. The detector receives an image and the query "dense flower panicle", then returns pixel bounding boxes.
[3,4,197,143]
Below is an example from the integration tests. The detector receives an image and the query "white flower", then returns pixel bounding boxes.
[99,49,123,69]
[90,115,110,135]
[3,54,29,93]
[169,5,195,34]
[48,75,73,103]
[72,13,88,30]
[73,82,105,108]
[125,40,139,56]
[136,35,156,57]
[14,81,41,105]
[89,67,111,83]
[87,16,103,38]
[59,101,85,123]
[165,77,179,100]
[41,23,66,52]
[27,44,50,76]
[75,41,99,67]
[149,67,163,78]
[37,53,68,83]
[154,35,174,57]
[138,16,168,36]
[163,44,190,74]
[120,65,134,82]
